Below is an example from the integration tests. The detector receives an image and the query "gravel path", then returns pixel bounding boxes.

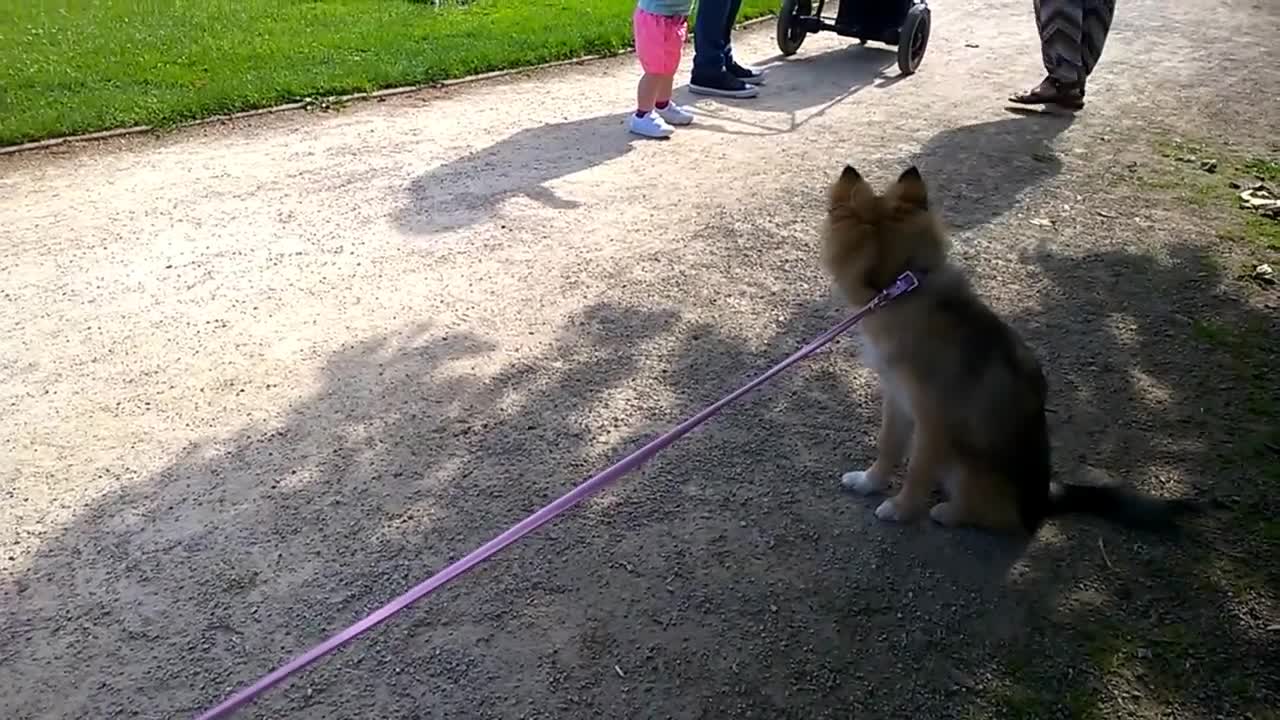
[2,1,1278,718]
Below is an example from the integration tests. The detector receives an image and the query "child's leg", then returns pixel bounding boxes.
[629,10,687,135]
[654,74,675,108]
[637,73,662,115]
[653,70,692,125]
[634,8,668,115]
[652,17,694,123]
[655,15,686,109]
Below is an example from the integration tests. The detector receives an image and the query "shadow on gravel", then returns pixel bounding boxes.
[0,288,1046,720]
[1,304,687,718]
[679,45,899,137]
[5,228,1274,717]
[918,108,1075,232]
[395,45,898,236]
[395,114,638,235]
[958,242,1280,718]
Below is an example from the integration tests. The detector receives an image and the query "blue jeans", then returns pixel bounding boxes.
[691,0,745,77]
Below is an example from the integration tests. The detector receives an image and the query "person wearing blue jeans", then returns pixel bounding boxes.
[688,0,765,98]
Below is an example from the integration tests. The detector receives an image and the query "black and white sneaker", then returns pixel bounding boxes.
[689,70,758,99]
[727,61,766,85]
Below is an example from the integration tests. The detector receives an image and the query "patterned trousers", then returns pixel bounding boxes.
[1034,0,1117,84]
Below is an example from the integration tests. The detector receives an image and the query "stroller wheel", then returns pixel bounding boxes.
[897,3,931,75]
[776,0,811,56]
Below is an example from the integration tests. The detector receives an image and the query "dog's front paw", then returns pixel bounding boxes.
[874,495,925,523]
[841,469,890,495]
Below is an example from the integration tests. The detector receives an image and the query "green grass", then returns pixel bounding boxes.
[1243,157,1280,182]
[1140,136,1280,707]
[1191,313,1279,556]
[1241,213,1280,252]
[1191,314,1277,457]
[0,0,778,146]
[980,655,1102,720]
[1148,139,1280,254]
[988,135,1280,720]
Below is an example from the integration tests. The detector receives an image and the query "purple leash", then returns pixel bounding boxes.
[193,271,919,720]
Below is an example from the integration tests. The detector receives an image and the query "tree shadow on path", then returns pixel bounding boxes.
[956,240,1280,718]
[5,239,1273,718]
[0,284,1060,720]
[0,304,688,719]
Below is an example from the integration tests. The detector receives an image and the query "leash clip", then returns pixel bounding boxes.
[874,271,921,308]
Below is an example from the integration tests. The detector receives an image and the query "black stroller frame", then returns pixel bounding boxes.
[776,0,932,76]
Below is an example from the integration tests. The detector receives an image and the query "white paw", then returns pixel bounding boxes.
[841,469,889,495]
[874,497,903,522]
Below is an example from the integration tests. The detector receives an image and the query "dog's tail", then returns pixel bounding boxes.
[1046,480,1202,531]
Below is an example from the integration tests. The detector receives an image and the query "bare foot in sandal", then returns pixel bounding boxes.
[1009,76,1085,110]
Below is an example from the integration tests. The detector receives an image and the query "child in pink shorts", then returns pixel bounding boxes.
[630,0,695,138]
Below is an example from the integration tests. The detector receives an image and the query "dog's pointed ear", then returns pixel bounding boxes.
[894,165,929,210]
[830,164,874,210]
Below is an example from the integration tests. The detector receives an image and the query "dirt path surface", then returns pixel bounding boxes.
[3,1,1279,718]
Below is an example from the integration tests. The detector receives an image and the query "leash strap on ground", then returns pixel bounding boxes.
[192,271,920,720]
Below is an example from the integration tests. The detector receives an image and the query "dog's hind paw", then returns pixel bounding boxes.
[928,501,962,527]
[841,469,889,495]
[875,496,924,523]
[874,498,902,521]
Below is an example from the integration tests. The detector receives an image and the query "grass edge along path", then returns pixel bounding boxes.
[0,0,778,149]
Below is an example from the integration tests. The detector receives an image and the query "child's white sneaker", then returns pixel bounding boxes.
[656,102,694,126]
[628,111,675,138]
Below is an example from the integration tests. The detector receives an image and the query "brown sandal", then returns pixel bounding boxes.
[1009,77,1085,109]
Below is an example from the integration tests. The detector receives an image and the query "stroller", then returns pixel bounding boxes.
[775,0,931,75]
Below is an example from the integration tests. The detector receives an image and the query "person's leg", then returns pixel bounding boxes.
[1010,0,1086,108]
[692,0,730,78]
[1080,0,1116,79]
[719,0,763,82]
[721,0,757,82]
[1037,0,1085,85]
[690,0,757,97]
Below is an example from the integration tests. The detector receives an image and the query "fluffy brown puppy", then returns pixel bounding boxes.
[823,164,1195,534]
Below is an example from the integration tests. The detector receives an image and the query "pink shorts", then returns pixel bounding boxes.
[633,8,687,76]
